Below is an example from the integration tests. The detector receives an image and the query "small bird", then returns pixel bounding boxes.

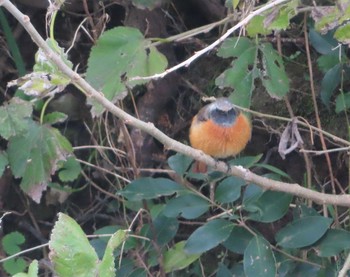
[189,98,251,171]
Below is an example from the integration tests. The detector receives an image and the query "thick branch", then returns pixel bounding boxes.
[1,0,350,207]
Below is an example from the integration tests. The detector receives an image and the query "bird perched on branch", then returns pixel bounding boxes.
[189,98,251,172]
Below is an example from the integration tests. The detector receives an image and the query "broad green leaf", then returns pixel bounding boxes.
[276,216,332,248]
[254,163,291,180]
[320,64,341,107]
[3,258,27,276]
[0,151,8,176]
[216,37,257,108]
[317,54,341,73]
[167,153,193,176]
[43,112,68,125]
[215,176,245,204]
[260,43,289,98]
[264,0,298,31]
[7,120,73,202]
[217,37,255,58]
[246,191,293,223]
[316,229,350,257]
[49,213,99,277]
[98,230,128,277]
[244,236,276,277]
[184,219,234,254]
[2,231,25,255]
[335,92,350,113]
[163,194,209,219]
[223,226,254,254]
[246,16,271,36]
[58,156,81,182]
[335,23,350,45]
[0,97,32,139]
[229,154,263,168]
[118,177,185,201]
[13,260,38,277]
[309,28,339,55]
[242,184,264,209]
[152,214,179,245]
[86,26,167,115]
[164,241,200,273]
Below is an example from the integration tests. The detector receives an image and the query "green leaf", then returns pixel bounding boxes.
[246,16,272,36]
[223,226,254,254]
[2,232,27,276]
[2,231,25,255]
[13,260,38,277]
[229,154,263,168]
[276,216,332,248]
[254,163,291,180]
[260,43,289,98]
[246,191,293,223]
[0,151,8,176]
[335,92,350,113]
[164,241,200,273]
[320,64,341,107]
[264,0,298,31]
[163,193,209,219]
[3,258,27,276]
[43,112,68,125]
[168,153,193,176]
[86,26,168,115]
[216,37,257,108]
[315,229,350,257]
[8,39,72,98]
[317,54,341,73]
[98,230,128,277]
[58,156,81,182]
[242,184,264,209]
[49,213,99,277]
[244,236,276,277]
[184,219,234,254]
[118,177,185,201]
[152,214,179,245]
[215,176,245,204]
[7,120,73,202]
[0,97,32,140]
[309,28,339,55]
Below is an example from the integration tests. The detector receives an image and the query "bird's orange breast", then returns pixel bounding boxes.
[189,113,251,158]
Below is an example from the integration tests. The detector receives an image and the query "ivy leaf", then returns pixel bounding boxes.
[86,26,168,115]
[0,97,33,140]
[7,120,73,203]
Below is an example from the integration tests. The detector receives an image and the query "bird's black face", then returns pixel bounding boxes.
[210,106,237,127]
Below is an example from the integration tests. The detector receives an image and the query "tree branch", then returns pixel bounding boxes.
[1,0,350,207]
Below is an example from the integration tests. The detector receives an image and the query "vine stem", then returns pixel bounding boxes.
[1,0,350,207]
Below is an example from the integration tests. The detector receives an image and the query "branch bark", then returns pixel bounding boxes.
[1,0,350,207]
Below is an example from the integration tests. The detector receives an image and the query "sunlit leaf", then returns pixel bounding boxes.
[86,26,168,115]
[49,213,99,277]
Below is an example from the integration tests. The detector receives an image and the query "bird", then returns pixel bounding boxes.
[189,98,251,172]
